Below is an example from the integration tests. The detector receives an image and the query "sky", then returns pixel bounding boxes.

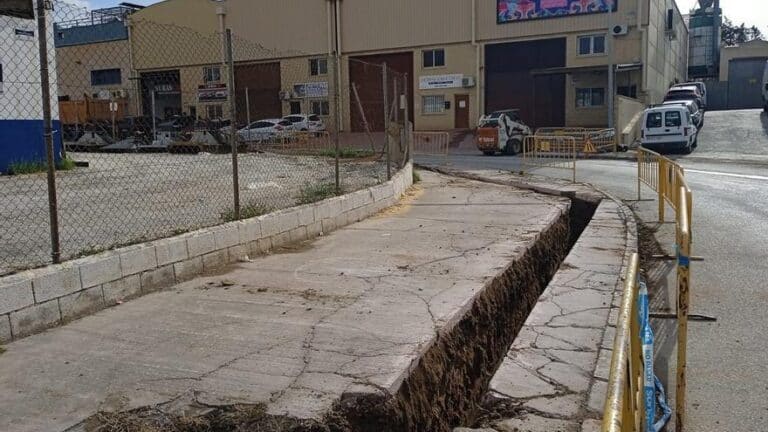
[81,0,768,31]
[677,0,768,31]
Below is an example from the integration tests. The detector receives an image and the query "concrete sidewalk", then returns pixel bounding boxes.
[0,171,572,432]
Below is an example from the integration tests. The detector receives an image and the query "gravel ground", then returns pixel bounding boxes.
[0,151,388,275]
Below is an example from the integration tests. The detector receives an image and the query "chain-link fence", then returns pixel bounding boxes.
[0,1,410,276]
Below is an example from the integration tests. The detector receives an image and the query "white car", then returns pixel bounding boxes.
[237,119,293,142]
[641,105,697,154]
[282,114,326,133]
[671,82,707,109]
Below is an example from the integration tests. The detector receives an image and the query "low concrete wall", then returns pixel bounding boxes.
[616,95,646,147]
[0,164,413,343]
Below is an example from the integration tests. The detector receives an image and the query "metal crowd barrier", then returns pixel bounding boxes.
[602,253,645,432]
[535,127,617,154]
[522,135,577,182]
[605,147,694,432]
[412,131,450,158]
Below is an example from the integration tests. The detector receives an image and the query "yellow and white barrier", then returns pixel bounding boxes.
[605,147,694,432]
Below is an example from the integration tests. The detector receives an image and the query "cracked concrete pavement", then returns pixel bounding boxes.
[0,171,571,432]
[443,170,636,432]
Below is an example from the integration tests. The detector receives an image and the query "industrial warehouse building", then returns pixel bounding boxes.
[115,0,688,132]
[0,0,63,172]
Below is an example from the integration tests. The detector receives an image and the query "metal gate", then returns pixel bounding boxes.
[727,58,767,109]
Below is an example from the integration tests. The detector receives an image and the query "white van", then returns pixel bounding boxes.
[762,60,768,112]
[641,105,698,154]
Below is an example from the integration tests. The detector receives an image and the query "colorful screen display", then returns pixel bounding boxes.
[497,0,617,23]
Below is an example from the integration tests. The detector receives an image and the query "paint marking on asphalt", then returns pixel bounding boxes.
[685,169,768,182]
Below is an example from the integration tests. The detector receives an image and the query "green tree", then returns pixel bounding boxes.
[721,17,765,46]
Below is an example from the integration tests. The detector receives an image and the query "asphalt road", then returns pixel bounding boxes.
[417,109,768,431]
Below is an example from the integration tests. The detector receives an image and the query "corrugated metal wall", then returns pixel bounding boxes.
[485,38,566,130]
[234,63,282,124]
[726,58,768,109]
[348,53,413,132]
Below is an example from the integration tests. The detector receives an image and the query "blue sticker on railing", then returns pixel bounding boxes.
[675,244,690,267]
[639,281,655,431]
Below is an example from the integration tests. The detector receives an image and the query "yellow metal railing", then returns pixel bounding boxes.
[522,135,577,182]
[602,253,645,432]
[605,147,694,432]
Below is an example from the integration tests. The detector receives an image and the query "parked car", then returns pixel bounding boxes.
[640,105,697,154]
[664,86,704,109]
[671,82,707,109]
[236,119,293,142]
[282,114,326,133]
[662,100,704,128]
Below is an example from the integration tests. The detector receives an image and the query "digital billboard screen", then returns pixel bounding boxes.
[497,0,617,24]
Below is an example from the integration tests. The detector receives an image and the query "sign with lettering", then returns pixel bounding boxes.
[419,74,463,90]
[198,83,228,102]
[293,82,329,98]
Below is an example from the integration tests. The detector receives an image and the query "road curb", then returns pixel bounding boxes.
[417,168,639,431]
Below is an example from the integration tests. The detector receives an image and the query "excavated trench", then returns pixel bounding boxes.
[327,194,598,432]
[84,191,599,432]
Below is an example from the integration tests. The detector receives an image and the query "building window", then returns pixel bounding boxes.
[203,66,221,83]
[422,95,446,114]
[310,58,328,76]
[423,49,446,68]
[576,88,605,107]
[618,85,638,99]
[290,101,302,115]
[310,99,330,116]
[577,35,606,56]
[90,68,121,86]
[206,104,223,119]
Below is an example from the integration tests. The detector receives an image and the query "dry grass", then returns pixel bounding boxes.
[86,404,333,432]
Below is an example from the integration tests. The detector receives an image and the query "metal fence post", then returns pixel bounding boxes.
[332,54,341,192]
[36,0,61,263]
[245,87,251,129]
[225,29,240,219]
[404,73,411,164]
[658,159,666,223]
[382,63,391,180]
[637,150,643,201]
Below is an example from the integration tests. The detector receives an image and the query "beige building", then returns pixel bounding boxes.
[719,40,768,81]
[54,5,143,122]
[702,40,768,110]
[127,0,689,132]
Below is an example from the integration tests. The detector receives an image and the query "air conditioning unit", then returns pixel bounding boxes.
[611,24,629,36]
[462,76,476,88]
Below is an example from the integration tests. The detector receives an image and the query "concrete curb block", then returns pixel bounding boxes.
[0,163,414,343]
